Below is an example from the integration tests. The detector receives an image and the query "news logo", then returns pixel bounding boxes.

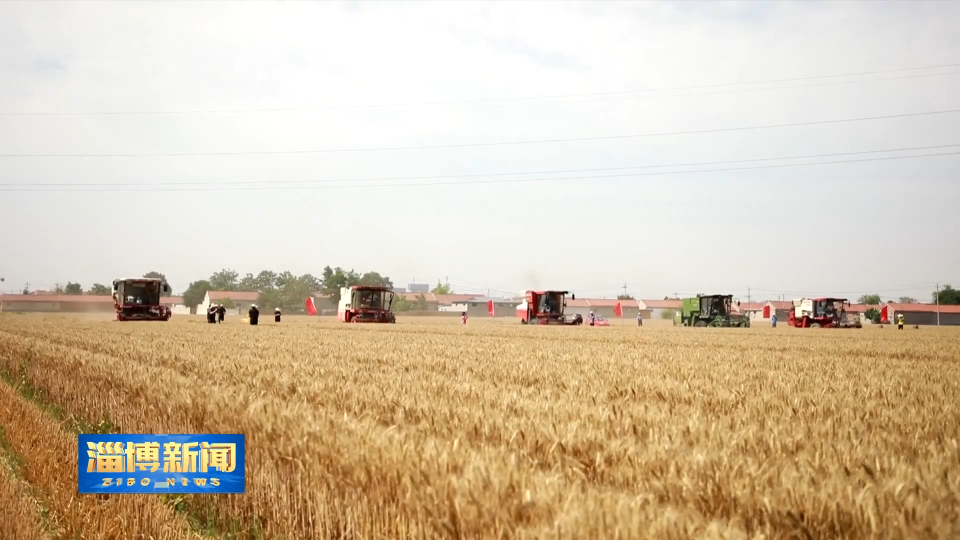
[78,434,245,494]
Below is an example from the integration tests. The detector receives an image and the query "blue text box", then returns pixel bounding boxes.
[78,434,245,494]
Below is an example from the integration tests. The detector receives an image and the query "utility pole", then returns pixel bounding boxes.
[936,283,940,326]
[622,282,628,298]
[748,287,751,305]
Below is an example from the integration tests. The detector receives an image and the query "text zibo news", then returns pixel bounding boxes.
[77,433,246,494]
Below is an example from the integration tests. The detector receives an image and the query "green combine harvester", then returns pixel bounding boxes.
[675,294,751,327]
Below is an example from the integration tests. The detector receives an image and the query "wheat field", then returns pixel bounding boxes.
[0,313,958,539]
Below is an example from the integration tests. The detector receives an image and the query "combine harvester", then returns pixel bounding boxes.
[516,290,583,325]
[337,285,396,323]
[675,294,750,327]
[112,277,171,321]
[788,297,862,328]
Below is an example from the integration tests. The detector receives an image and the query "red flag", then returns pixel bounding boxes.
[487,300,496,317]
[880,305,888,323]
[614,301,623,318]
[305,297,317,316]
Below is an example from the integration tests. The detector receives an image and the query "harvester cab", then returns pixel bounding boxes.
[338,285,396,323]
[517,290,581,325]
[678,294,750,327]
[789,297,861,328]
[112,278,171,321]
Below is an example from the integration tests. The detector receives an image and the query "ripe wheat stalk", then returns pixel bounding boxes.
[0,314,958,539]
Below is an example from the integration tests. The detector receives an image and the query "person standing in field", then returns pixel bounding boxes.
[637,312,643,327]
[274,308,281,323]
[771,313,778,328]
[248,304,260,326]
[461,312,468,325]
[206,305,217,324]
[897,312,904,330]
[588,311,596,327]
[217,304,226,324]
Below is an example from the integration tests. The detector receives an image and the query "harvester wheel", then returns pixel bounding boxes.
[809,322,822,328]
[694,320,707,327]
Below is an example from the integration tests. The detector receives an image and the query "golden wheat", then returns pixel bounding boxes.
[1,313,958,539]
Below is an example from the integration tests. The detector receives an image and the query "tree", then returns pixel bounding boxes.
[415,293,428,310]
[53,283,64,294]
[320,266,361,304]
[88,283,111,295]
[865,308,881,324]
[617,294,634,300]
[431,281,453,294]
[257,288,283,311]
[661,308,677,320]
[253,271,277,292]
[64,282,83,295]
[274,270,296,289]
[897,296,917,304]
[934,284,960,305]
[238,273,258,291]
[208,269,240,291]
[858,294,881,305]
[182,280,212,311]
[358,271,392,288]
[392,295,412,311]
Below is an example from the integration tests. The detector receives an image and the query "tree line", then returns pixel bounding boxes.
[179,267,397,313]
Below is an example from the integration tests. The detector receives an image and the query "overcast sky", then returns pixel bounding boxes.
[1,0,958,301]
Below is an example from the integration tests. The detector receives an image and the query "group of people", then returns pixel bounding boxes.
[206,303,281,325]
[245,304,281,325]
[206,304,226,324]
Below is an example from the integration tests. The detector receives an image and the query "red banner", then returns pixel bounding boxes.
[305,297,317,316]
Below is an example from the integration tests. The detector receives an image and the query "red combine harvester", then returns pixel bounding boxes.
[516,290,583,325]
[112,277,171,321]
[787,297,862,328]
[337,285,396,323]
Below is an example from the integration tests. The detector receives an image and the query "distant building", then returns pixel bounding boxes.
[452,296,522,317]
[882,303,960,325]
[407,283,430,293]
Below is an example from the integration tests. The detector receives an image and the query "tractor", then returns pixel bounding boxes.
[675,294,750,327]
[337,285,396,323]
[516,290,583,325]
[112,278,171,321]
[788,298,862,328]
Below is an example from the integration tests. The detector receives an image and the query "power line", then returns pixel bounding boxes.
[6,143,957,188]
[4,150,957,193]
[3,108,958,159]
[3,62,958,117]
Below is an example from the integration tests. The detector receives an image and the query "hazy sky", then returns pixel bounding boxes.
[1,0,958,302]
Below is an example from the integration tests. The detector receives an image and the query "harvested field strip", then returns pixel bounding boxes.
[0,377,201,539]
[1,316,960,538]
